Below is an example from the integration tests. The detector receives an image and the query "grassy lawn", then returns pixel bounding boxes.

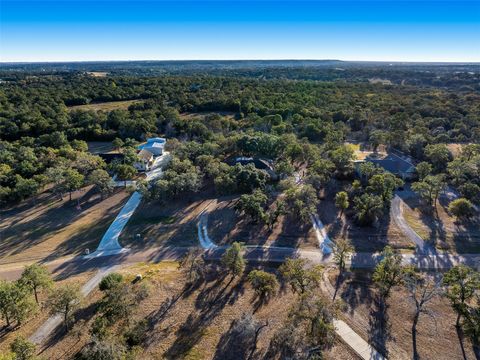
[0,188,130,264]
[68,99,143,112]
[402,208,431,241]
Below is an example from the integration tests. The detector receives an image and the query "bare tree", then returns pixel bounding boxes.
[404,272,442,360]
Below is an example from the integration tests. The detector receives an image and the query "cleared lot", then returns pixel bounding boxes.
[0,187,130,264]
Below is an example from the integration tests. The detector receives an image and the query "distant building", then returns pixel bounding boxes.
[137,137,166,156]
[355,153,415,180]
[226,156,278,180]
[134,149,154,171]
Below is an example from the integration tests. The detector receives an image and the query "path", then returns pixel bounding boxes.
[311,213,334,255]
[320,270,385,360]
[198,209,384,359]
[87,152,170,258]
[391,194,436,254]
[31,265,118,344]
[30,153,171,344]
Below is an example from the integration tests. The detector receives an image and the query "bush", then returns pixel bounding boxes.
[99,273,123,291]
[448,198,475,219]
[124,320,148,348]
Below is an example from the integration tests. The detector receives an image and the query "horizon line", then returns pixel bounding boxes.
[1,59,480,65]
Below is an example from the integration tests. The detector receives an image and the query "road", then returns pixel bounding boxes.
[391,194,435,254]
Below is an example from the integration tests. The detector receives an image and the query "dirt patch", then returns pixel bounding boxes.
[68,99,143,112]
[87,141,115,154]
[0,188,130,264]
[402,195,480,253]
[329,270,477,360]
[30,262,359,359]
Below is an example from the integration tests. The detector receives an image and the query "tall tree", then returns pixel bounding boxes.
[19,264,53,305]
[443,265,480,328]
[221,242,246,281]
[335,191,349,217]
[373,246,406,299]
[235,190,268,223]
[88,169,115,199]
[411,174,446,208]
[279,258,323,295]
[48,284,82,330]
[404,272,441,360]
[64,168,84,201]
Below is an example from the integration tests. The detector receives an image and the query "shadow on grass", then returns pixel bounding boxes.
[163,271,247,359]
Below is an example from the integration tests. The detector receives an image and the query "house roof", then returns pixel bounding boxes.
[226,156,274,171]
[138,149,154,161]
[146,137,165,144]
[366,154,415,174]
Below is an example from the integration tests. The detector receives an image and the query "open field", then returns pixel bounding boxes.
[20,261,360,359]
[179,111,237,121]
[402,195,480,253]
[328,269,478,359]
[86,71,108,77]
[0,188,130,264]
[119,196,206,249]
[0,269,96,354]
[68,99,143,112]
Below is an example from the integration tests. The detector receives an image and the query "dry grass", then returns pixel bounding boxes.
[68,99,142,112]
[119,197,206,249]
[446,143,465,158]
[329,270,478,360]
[0,270,96,355]
[0,188,130,264]
[208,196,318,249]
[86,72,108,77]
[30,262,360,359]
[402,195,480,253]
[179,111,236,121]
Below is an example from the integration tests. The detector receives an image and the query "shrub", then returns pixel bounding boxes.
[99,273,123,291]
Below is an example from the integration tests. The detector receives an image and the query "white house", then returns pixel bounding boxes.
[134,149,154,171]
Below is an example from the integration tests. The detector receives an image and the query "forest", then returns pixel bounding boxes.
[0,62,480,359]
[1,62,479,207]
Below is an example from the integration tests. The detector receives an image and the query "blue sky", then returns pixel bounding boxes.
[1,1,479,62]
